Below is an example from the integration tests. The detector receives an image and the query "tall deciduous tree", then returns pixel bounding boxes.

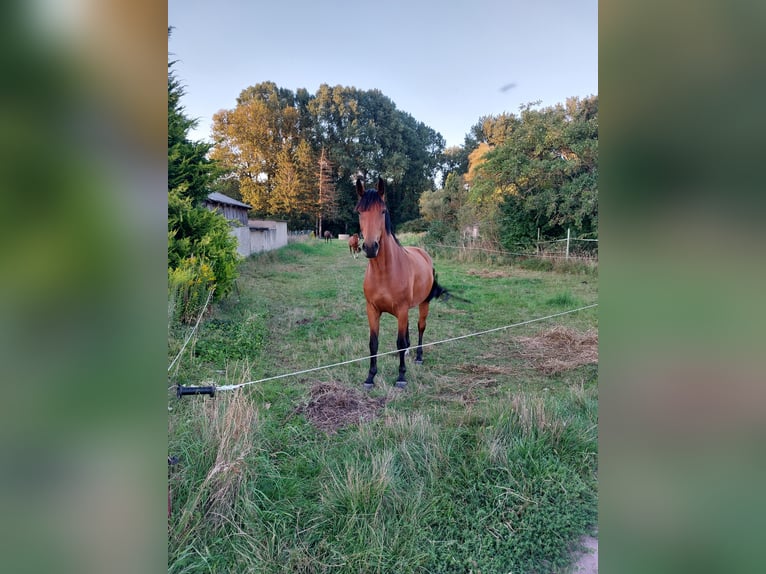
[270,140,317,229]
[211,82,444,234]
[468,96,598,248]
[316,148,337,237]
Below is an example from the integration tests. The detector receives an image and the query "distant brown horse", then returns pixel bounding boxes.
[323,230,332,242]
[348,233,362,258]
[355,177,448,389]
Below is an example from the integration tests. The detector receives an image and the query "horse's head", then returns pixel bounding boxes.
[355,177,389,259]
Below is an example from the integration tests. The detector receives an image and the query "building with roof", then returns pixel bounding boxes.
[203,193,288,257]
[202,192,252,226]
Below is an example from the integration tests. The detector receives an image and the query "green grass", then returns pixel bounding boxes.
[168,237,598,573]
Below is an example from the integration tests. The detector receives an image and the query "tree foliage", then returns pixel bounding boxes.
[168,50,239,319]
[168,68,217,204]
[316,148,337,236]
[452,96,598,249]
[201,74,596,255]
[419,172,468,243]
[211,83,444,233]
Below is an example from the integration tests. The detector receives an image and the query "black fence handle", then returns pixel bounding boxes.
[176,384,216,398]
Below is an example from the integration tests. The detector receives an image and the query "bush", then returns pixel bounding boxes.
[168,186,240,321]
[498,194,540,251]
[397,217,429,233]
[168,256,216,324]
[424,220,461,245]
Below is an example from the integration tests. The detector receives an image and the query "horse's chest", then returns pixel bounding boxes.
[363,275,410,313]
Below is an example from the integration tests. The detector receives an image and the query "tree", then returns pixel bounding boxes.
[468,96,598,249]
[211,82,444,234]
[210,98,276,214]
[168,65,217,204]
[268,140,317,229]
[168,45,239,320]
[316,148,337,237]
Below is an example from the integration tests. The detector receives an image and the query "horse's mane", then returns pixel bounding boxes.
[355,190,402,246]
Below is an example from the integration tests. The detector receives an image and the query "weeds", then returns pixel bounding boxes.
[546,291,582,307]
[194,313,266,364]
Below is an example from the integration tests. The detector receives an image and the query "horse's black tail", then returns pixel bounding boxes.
[426,271,471,304]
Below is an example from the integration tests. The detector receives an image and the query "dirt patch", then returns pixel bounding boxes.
[297,381,387,434]
[515,326,598,374]
[568,532,598,573]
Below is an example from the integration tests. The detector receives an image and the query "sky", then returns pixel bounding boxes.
[168,0,597,149]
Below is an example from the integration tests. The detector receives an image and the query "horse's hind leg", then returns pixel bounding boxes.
[395,312,409,388]
[415,302,430,364]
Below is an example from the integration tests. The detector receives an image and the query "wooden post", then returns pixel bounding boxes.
[537,227,541,255]
[566,228,571,260]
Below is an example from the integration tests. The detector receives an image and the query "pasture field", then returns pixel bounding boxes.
[168,235,598,573]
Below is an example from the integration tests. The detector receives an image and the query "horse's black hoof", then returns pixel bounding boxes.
[394,380,407,389]
[363,382,375,390]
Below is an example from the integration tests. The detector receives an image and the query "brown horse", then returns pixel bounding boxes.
[348,233,362,258]
[323,230,332,242]
[355,177,447,389]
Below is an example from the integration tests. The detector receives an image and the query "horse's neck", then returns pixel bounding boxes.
[370,232,404,272]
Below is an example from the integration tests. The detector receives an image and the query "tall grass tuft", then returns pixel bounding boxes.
[170,388,260,547]
[545,291,582,307]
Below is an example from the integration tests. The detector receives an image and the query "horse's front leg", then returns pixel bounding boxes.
[364,304,381,389]
[395,311,409,388]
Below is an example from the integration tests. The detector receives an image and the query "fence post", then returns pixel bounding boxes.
[566,228,570,260]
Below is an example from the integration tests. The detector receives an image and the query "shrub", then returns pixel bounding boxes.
[397,217,429,233]
[424,220,461,244]
[168,256,216,324]
[168,186,240,322]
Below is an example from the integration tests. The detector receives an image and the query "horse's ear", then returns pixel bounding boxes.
[356,178,365,198]
[377,177,385,199]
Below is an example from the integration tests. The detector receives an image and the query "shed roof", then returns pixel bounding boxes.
[205,192,252,210]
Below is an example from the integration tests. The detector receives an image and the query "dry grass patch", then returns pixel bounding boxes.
[297,380,387,434]
[457,363,516,376]
[172,390,259,537]
[201,391,258,527]
[515,326,598,374]
[431,372,504,407]
[466,268,514,278]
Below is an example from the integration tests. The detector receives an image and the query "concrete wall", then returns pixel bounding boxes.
[230,226,251,257]
[249,220,287,253]
[229,220,288,257]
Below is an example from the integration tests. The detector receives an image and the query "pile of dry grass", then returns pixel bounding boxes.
[515,326,598,374]
[298,381,387,434]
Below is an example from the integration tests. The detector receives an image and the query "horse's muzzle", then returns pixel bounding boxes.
[363,241,379,258]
